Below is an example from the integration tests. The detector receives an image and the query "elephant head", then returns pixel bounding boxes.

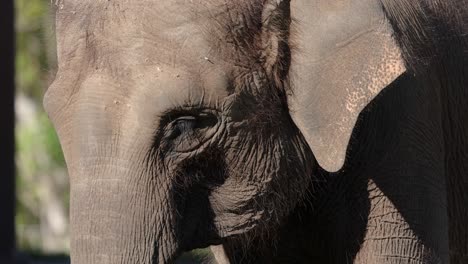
[44,0,404,263]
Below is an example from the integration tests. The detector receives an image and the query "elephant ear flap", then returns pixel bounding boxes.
[288,0,406,172]
[260,0,292,82]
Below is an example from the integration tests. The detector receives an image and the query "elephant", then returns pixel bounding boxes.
[44,0,468,263]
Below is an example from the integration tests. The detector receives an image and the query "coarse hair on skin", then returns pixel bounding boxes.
[218,0,293,100]
[381,0,467,75]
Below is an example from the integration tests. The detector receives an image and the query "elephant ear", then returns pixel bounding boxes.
[289,0,406,172]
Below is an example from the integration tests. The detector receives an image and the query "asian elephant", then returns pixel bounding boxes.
[44,0,468,263]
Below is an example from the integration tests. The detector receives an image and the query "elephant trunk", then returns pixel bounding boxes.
[59,87,182,263]
[68,160,178,264]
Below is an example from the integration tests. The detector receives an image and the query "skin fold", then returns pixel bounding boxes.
[44,0,468,263]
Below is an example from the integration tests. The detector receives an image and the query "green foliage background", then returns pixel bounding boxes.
[16,0,54,100]
[15,0,69,253]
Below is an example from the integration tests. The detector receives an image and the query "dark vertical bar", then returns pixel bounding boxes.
[0,0,16,263]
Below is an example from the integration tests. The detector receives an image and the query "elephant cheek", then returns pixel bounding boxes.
[209,131,315,238]
[68,162,180,264]
[209,184,265,237]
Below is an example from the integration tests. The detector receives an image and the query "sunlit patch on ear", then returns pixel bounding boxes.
[342,36,405,117]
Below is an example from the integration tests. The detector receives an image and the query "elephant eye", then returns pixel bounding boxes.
[162,116,196,140]
[159,109,220,153]
[163,111,218,142]
[173,113,217,131]
[174,116,197,133]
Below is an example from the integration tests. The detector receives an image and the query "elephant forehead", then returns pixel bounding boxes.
[127,65,231,111]
[52,0,236,112]
[54,0,236,73]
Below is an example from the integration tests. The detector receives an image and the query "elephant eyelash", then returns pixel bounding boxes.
[159,108,197,126]
[159,108,219,137]
[160,106,220,124]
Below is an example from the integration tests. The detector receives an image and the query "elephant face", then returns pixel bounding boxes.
[45,0,314,262]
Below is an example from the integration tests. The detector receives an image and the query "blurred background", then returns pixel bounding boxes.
[15,0,69,256]
[9,0,210,263]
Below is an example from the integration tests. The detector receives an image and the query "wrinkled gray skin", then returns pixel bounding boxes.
[44,0,468,263]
